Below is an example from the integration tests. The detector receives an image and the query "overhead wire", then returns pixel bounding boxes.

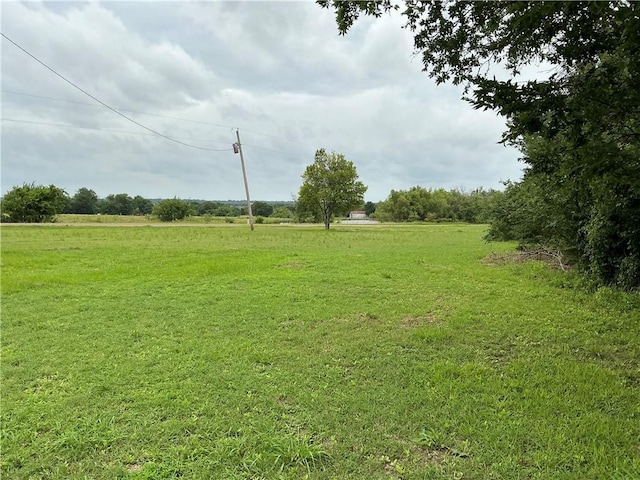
[2,90,237,130]
[3,89,321,151]
[0,32,230,152]
[1,35,361,161]
[3,91,317,160]
[2,118,232,146]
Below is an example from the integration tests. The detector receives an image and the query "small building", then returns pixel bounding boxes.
[349,210,367,220]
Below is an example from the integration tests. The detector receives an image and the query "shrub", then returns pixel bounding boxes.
[153,198,193,222]
[0,183,68,223]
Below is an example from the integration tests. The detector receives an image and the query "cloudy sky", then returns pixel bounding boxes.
[2,1,526,202]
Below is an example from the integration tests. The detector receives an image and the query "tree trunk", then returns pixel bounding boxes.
[323,209,331,229]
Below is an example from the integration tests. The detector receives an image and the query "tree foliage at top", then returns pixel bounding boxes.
[1,183,68,223]
[297,149,367,229]
[321,0,640,288]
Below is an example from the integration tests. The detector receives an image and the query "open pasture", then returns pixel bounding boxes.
[1,224,639,479]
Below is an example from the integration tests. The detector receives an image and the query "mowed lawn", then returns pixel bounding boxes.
[1,224,639,479]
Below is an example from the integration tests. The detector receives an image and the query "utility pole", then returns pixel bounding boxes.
[233,129,254,231]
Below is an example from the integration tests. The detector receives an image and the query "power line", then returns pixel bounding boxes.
[1,54,359,159]
[2,117,311,159]
[2,89,237,130]
[3,89,320,150]
[3,92,315,157]
[2,117,310,157]
[0,32,230,152]
[2,118,231,146]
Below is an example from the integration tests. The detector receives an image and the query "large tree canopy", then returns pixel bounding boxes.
[297,149,367,229]
[321,0,640,288]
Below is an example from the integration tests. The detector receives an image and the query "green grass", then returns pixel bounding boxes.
[2,224,639,479]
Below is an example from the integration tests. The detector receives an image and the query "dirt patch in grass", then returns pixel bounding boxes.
[416,447,449,465]
[482,250,570,271]
[356,312,379,321]
[400,313,440,329]
[277,261,305,269]
[127,463,143,472]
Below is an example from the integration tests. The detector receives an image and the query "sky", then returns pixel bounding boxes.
[2,1,527,202]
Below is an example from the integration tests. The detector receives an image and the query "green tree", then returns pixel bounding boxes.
[153,198,193,222]
[132,196,154,215]
[100,193,134,215]
[252,201,274,217]
[364,201,377,217]
[297,149,367,229]
[1,183,68,223]
[426,188,451,221]
[196,201,219,216]
[376,187,433,222]
[321,1,640,288]
[272,206,292,219]
[377,186,503,223]
[213,204,242,217]
[465,188,503,224]
[67,187,99,214]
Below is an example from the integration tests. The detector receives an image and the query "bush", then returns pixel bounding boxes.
[153,198,193,222]
[486,172,640,290]
[272,206,292,219]
[1,183,68,223]
[583,183,640,289]
[252,202,274,217]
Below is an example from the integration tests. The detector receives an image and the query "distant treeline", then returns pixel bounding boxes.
[373,186,501,223]
[56,185,503,223]
[58,188,294,218]
[0,185,299,221]
[1,183,502,224]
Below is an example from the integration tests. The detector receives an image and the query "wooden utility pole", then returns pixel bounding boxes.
[234,129,254,231]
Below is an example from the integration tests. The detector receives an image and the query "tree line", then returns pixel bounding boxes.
[0,184,297,222]
[64,188,294,218]
[374,186,500,223]
[0,180,500,225]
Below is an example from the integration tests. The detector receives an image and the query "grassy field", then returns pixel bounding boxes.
[1,224,639,479]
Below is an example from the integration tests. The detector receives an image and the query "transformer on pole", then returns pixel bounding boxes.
[233,129,254,231]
